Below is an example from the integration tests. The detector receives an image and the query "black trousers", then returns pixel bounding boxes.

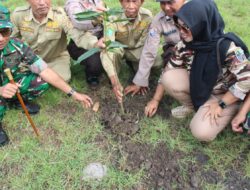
[67,39,103,79]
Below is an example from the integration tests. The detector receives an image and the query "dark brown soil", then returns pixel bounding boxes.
[51,68,250,189]
[93,79,250,190]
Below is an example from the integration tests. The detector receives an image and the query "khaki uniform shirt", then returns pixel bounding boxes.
[133,11,180,87]
[65,0,103,36]
[101,7,152,77]
[11,6,98,62]
[11,6,98,81]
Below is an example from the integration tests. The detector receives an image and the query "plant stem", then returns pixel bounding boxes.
[103,12,125,115]
[120,101,125,115]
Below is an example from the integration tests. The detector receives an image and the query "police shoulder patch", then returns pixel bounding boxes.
[234,48,247,63]
[149,28,157,37]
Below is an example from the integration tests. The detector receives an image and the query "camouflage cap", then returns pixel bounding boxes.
[0,6,13,29]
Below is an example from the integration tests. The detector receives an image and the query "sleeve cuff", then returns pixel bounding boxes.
[229,85,247,100]
[132,76,148,87]
[29,58,48,74]
[76,31,98,50]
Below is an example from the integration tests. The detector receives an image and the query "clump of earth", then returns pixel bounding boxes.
[88,75,250,190]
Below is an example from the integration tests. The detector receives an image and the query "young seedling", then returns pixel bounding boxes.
[75,8,130,114]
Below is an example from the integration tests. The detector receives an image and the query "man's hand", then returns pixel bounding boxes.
[203,101,223,125]
[95,5,107,12]
[72,92,93,108]
[110,75,123,103]
[0,83,20,98]
[95,37,106,49]
[113,83,123,103]
[124,84,148,96]
[231,112,246,133]
[145,99,159,117]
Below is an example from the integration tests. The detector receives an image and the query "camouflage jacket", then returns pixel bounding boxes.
[160,41,250,100]
[0,38,47,86]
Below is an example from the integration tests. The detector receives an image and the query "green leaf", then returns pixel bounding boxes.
[106,8,124,16]
[107,41,128,49]
[107,48,120,53]
[75,11,102,20]
[104,40,112,47]
[75,48,101,65]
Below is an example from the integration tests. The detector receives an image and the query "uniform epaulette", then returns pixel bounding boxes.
[11,37,23,44]
[51,6,65,14]
[14,6,30,13]
[9,38,25,49]
[139,7,152,17]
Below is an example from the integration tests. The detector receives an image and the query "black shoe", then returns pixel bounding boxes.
[0,124,9,147]
[13,100,40,115]
[87,77,99,87]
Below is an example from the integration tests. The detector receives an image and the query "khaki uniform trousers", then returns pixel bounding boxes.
[47,52,71,82]
[161,68,240,142]
[107,47,162,75]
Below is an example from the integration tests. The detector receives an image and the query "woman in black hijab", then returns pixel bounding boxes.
[144,0,250,142]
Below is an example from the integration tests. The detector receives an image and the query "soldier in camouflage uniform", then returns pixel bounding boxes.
[0,6,93,147]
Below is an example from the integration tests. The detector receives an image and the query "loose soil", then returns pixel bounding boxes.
[47,74,250,189]
[93,79,250,189]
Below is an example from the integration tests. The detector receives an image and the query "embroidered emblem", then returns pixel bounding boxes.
[149,28,157,37]
[235,48,246,63]
[45,21,60,32]
[106,28,114,37]
[139,21,148,28]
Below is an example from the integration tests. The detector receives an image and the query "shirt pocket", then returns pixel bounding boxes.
[44,29,62,41]
[116,31,128,42]
[19,27,36,44]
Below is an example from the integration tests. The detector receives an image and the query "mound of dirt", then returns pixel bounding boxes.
[119,141,192,189]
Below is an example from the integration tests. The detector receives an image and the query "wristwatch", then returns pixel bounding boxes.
[218,99,227,109]
[67,88,76,97]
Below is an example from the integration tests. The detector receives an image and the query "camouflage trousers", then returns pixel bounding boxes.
[0,74,49,121]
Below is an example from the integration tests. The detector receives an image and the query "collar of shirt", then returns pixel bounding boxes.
[1,39,16,56]
[120,8,142,26]
[26,6,54,24]
[158,11,172,22]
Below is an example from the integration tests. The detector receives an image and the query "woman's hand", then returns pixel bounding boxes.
[145,99,159,117]
[231,112,246,133]
[203,100,223,125]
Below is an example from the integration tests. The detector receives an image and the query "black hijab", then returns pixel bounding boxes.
[174,0,249,110]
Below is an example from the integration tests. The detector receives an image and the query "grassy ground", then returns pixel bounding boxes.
[0,0,250,189]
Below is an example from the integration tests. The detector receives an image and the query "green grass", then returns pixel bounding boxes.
[0,0,250,189]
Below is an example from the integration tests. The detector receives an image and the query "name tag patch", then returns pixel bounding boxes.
[20,27,34,33]
[163,29,177,36]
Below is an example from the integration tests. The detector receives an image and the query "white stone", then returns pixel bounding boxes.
[82,162,107,181]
